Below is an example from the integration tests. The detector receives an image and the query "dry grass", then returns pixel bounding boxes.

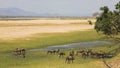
[0,19,96,25]
[0,19,95,39]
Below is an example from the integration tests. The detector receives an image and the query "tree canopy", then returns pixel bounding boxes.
[95,1,120,36]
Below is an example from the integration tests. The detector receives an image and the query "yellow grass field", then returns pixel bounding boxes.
[0,19,95,39]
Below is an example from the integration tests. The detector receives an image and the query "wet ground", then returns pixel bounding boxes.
[30,41,112,51]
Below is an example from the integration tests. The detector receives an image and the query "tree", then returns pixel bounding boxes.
[115,1,120,12]
[88,20,92,25]
[114,1,120,33]
[95,1,120,36]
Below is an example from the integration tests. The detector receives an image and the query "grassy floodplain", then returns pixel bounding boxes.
[0,30,119,68]
[0,18,120,68]
[0,30,102,51]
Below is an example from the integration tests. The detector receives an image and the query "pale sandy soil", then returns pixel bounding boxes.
[0,19,95,39]
[0,19,96,24]
[109,58,120,68]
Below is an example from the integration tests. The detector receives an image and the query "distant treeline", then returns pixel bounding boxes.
[0,18,37,21]
[0,16,94,21]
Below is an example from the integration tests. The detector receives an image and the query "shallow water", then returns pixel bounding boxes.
[29,41,112,51]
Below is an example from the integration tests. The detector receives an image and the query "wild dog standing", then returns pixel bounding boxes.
[65,55,75,63]
[59,52,65,58]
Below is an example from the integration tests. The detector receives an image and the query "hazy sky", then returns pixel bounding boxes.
[0,0,119,16]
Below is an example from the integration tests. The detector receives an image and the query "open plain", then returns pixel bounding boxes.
[0,18,119,68]
[0,19,95,39]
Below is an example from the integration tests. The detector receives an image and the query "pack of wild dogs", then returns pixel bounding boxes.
[12,48,113,64]
[47,49,113,63]
[13,48,26,58]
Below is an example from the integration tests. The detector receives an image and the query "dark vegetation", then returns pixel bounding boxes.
[95,1,120,36]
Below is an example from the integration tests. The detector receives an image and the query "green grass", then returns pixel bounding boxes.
[0,30,120,68]
[0,50,107,68]
[0,30,104,52]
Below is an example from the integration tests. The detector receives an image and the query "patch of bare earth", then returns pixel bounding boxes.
[109,58,120,68]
